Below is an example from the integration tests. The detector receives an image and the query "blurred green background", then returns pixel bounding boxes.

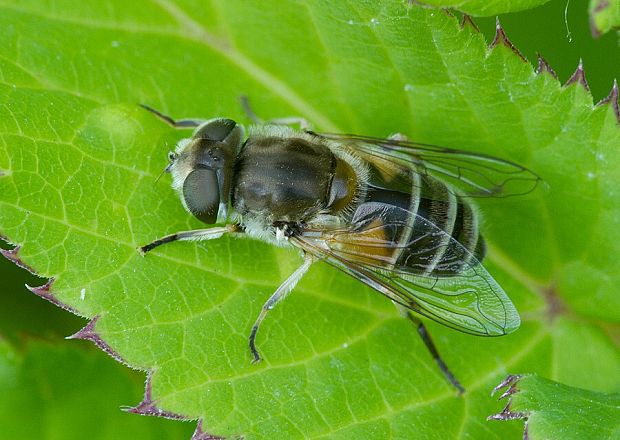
[0,0,617,438]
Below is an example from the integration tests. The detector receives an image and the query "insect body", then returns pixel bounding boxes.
[140,104,540,393]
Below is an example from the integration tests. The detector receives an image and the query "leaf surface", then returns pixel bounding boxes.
[0,1,619,439]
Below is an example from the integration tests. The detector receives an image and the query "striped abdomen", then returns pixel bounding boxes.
[353,168,485,277]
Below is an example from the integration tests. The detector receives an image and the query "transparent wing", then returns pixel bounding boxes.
[291,209,520,336]
[314,132,541,198]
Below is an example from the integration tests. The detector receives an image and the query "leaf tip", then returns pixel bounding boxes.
[489,18,527,63]
[564,59,590,92]
[460,14,480,33]
[25,277,79,314]
[25,277,55,296]
[123,371,186,419]
[2,241,80,313]
[596,79,620,123]
[491,374,522,397]
[487,401,528,421]
[535,53,558,80]
[67,316,129,365]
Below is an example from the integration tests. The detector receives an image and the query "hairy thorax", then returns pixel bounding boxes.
[232,135,359,226]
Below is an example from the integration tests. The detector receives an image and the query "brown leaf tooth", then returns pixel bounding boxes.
[499,383,520,400]
[489,17,527,63]
[491,374,522,396]
[487,401,528,421]
[127,376,229,437]
[1,245,36,275]
[460,14,480,32]
[564,59,590,92]
[192,420,226,440]
[488,374,528,430]
[535,53,558,80]
[123,371,186,419]
[26,277,79,314]
[596,79,620,123]
[442,8,455,18]
[67,316,129,366]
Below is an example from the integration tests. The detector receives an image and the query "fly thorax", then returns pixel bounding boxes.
[232,136,334,222]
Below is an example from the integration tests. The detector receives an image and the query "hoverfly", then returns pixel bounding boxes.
[139,100,540,393]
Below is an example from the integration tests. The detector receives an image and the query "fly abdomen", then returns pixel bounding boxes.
[424,198,485,276]
[406,175,483,276]
[362,174,484,277]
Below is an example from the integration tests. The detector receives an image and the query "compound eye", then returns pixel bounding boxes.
[182,168,220,224]
[194,118,236,141]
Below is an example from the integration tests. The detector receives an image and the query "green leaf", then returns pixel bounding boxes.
[0,1,619,439]
[413,0,551,16]
[0,339,193,439]
[489,374,620,439]
[589,0,620,37]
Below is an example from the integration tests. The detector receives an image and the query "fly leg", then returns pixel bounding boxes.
[139,104,207,128]
[239,96,312,130]
[249,253,315,363]
[396,305,465,394]
[138,224,240,255]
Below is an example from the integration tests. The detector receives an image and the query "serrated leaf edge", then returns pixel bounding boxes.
[67,316,130,366]
[123,370,187,419]
[26,277,80,315]
[487,374,529,439]
[478,16,620,124]
[535,53,558,80]
[596,79,620,122]
[489,18,527,63]
[0,241,221,436]
[564,59,590,92]
[67,318,226,437]
[1,246,36,275]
